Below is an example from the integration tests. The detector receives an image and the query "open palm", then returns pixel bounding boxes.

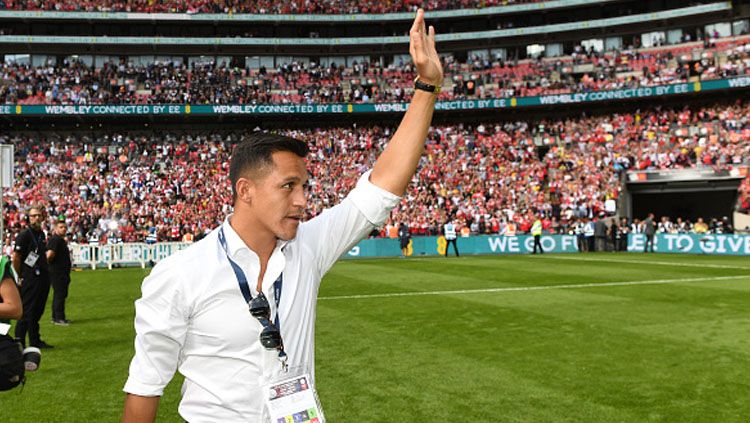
[409,9,444,87]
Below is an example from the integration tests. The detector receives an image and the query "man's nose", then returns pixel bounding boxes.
[293,187,307,209]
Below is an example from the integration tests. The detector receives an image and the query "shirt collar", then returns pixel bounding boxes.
[221,215,290,258]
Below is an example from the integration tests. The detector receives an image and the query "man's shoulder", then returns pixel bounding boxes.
[146,230,221,292]
[160,230,218,268]
[14,229,31,249]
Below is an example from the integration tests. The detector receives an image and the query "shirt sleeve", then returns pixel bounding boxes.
[123,257,190,396]
[299,170,401,275]
[47,236,59,258]
[14,231,29,257]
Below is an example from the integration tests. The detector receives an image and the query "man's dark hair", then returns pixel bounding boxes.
[229,133,309,201]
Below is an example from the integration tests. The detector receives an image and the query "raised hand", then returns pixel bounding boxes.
[409,9,444,87]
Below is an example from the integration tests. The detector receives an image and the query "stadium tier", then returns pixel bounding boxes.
[1,36,749,105]
[0,0,547,14]
[1,0,749,247]
[1,101,748,246]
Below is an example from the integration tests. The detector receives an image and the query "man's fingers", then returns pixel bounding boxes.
[410,8,442,76]
[428,25,437,56]
[426,25,441,76]
[410,31,423,52]
[409,9,424,60]
[410,9,423,35]
[410,24,425,65]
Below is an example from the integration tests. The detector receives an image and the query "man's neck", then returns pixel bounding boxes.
[229,213,276,263]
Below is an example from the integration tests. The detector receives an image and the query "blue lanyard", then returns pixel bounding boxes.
[218,227,282,328]
[28,229,42,251]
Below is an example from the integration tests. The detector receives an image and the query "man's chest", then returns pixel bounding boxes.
[186,265,319,362]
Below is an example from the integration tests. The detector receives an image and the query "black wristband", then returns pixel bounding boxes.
[414,77,440,94]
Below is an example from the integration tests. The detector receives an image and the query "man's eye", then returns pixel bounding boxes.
[282,183,293,189]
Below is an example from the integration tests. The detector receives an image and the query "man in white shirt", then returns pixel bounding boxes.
[122,9,443,423]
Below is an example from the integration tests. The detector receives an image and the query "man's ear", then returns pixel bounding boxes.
[235,177,255,205]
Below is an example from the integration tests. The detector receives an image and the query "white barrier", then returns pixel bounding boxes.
[70,242,193,269]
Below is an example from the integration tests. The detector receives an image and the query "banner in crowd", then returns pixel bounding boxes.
[626,233,750,255]
[71,242,191,269]
[628,166,749,182]
[338,233,750,258]
[3,78,748,118]
[69,233,750,268]
[343,235,581,258]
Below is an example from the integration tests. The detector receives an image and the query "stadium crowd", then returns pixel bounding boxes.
[1,101,748,245]
[2,37,748,105]
[0,0,543,14]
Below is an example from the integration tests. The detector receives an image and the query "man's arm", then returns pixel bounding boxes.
[11,251,21,277]
[122,394,160,423]
[11,230,27,277]
[0,277,22,320]
[46,239,56,262]
[370,9,443,196]
[298,10,442,274]
[122,260,187,421]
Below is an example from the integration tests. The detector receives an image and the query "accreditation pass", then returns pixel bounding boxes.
[264,373,325,423]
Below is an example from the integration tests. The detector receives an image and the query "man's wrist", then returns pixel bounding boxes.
[414,76,442,94]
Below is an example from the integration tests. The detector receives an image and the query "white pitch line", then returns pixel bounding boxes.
[532,255,750,270]
[318,274,750,300]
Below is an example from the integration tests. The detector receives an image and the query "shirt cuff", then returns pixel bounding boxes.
[347,170,401,227]
[123,378,165,397]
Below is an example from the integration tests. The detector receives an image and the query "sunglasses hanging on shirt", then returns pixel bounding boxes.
[218,228,288,370]
[249,292,283,350]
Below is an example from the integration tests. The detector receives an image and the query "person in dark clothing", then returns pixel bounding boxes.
[643,213,656,253]
[47,220,72,326]
[609,219,619,252]
[13,206,53,349]
[594,215,608,252]
[618,217,630,252]
[398,222,411,257]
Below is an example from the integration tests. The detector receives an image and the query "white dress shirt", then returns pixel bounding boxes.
[124,171,400,422]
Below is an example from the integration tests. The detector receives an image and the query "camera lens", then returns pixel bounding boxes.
[23,347,41,372]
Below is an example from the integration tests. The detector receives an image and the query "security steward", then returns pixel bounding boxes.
[531,215,544,254]
[13,206,53,349]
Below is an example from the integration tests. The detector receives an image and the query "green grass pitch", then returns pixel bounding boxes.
[1,253,750,422]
